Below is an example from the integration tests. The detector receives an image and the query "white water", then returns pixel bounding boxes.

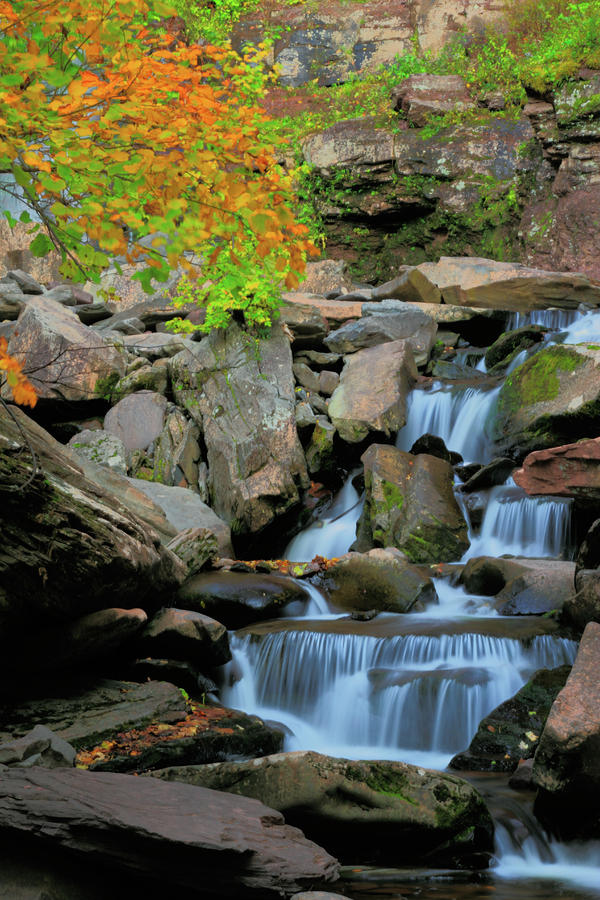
[495,825,600,893]
[506,308,584,331]
[285,476,362,562]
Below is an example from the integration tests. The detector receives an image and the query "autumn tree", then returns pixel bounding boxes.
[0,0,316,337]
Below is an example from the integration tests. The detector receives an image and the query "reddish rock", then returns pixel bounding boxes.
[514,439,600,501]
[392,74,475,127]
[563,569,600,632]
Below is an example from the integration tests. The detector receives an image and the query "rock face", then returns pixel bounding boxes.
[324,308,437,366]
[357,444,470,563]
[4,296,125,403]
[392,74,475,126]
[150,751,494,868]
[0,768,340,898]
[514,438,600,501]
[492,344,600,457]
[138,608,231,667]
[533,623,600,835]
[563,569,600,632]
[450,666,571,773]
[0,405,184,633]
[328,340,417,443]
[318,549,436,613]
[171,323,308,535]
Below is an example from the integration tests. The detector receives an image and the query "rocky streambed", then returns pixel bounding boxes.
[1,256,600,898]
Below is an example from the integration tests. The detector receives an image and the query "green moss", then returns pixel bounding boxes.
[381,481,404,512]
[496,345,584,423]
[95,371,120,401]
[347,763,417,806]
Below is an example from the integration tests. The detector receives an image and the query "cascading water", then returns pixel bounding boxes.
[506,307,584,331]
[285,475,363,562]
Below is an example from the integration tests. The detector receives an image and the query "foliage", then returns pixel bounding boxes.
[0,337,37,406]
[0,0,316,332]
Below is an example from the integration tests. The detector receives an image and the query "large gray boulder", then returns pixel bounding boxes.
[171,323,308,535]
[0,405,184,633]
[328,340,417,443]
[3,296,125,403]
[104,390,168,450]
[150,750,494,868]
[0,768,340,898]
[324,308,437,366]
[356,444,470,563]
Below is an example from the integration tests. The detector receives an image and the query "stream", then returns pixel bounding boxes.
[221,306,600,899]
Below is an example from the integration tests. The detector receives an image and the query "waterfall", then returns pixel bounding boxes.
[285,475,363,562]
[396,381,501,463]
[506,308,584,331]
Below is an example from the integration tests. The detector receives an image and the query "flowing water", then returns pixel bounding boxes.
[223,305,600,897]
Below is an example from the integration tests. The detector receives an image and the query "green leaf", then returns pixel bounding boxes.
[29,233,54,257]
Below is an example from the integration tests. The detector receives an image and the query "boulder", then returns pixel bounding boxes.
[126,479,233,555]
[138,608,230,667]
[417,257,600,311]
[514,438,600,501]
[177,571,310,629]
[0,725,75,769]
[152,407,202,490]
[281,295,357,329]
[6,268,44,293]
[167,527,230,575]
[300,259,352,296]
[361,299,506,346]
[111,363,168,399]
[450,666,571,773]
[563,569,600,632]
[484,325,546,371]
[409,433,451,463]
[104,390,168,451]
[317,549,436,613]
[494,564,576,616]
[305,417,337,476]
[576,518,600,569]
[324,309,437,366]
[357,444,470,563]
[459,556,532,596]
[171,323,309,534]
[533,623,600,835]
[491,344,600,456]
[3,296,125,404]
[459,458,516,493]
[370,268,442,304]
[0,405,184,632]
[294,361,321,394]
[149,751,494,868]
[67,428,128,475]
[0,679,187,748]
[0,768,340,898]
[328,340,417,443]
[392,74,475,127]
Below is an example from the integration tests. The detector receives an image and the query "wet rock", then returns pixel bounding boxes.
[306,417,337,476]
[328,341,417,443]
[138,608,231,667]
[392,74,475,126]
[0,768,340,897]
[460,458,516,493]
[576,518,600,569]
[370,268,442,304]
[0,405,184,632]
[177,571,310,629]
[491,344,600,457]
[357,444,470,563]
[149,750,493,868]
[450,666,571,773]
[317,549,436,614]
[409,433,451,463]
[562,569,600,631]
[484,325,546,371]
[167,526,231,575]
[324,309,437,366]
[128,658,216,697]
[508,757,535,790]
[0,679,187,748]
[455,463,482,484]
[104,390,168,451]
[514,438,600,501]
[460,556,531,596]
[418,257,600,311]
[533,623,600,836]
[0,725,75,769]
[171,323,308,535]
[3,296,125,404]
[493,563,576,616]
[67,428,128,475]
[152,407,202,490]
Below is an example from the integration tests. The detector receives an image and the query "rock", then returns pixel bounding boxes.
[361,299,506,345]
[138,608,231,667]
[514,438,600,501]
[112,363,168,399]
[0,725,75,769]
[120,331,189,361]
[0,283,26,319]
[357,444,470,563]
[291,893,352,900]
[324,309,437,366]
[450,666,571,773]
[177,571,310,629]
[370,268,442,304]
[171,323,309,535]
[417,257,600,311]
[317,550,436,613]
[152,407,202,490]
[306,417,337,476]
[300,259,353,295]
[0,679,187,748]
[563,569,600,631]
[149,750,493,868]
[508,757,535,790]
[0,768,340,897]
[577,518,600,569]
[3,296,125,404]
[294,350,342,370]
[294,361,321,394]
[104,390,168,451]
[459,557,531,595]
[280,302,330,348]
[296,401,318,430]
[491,344,600,457]
[0,608,148,678]
[167,526,230,575]
[7,268,43,293]
[484,325,546,371]
[328,340,417,443]
[533,623,600,835]
[460,458,516,493]
[409,433,451,463]
[128,658,215,697]
[126,479,233,554]
[392,74,475,127]
[0,405,184,633]
[67,428,128,475]
[318,370,339,396]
